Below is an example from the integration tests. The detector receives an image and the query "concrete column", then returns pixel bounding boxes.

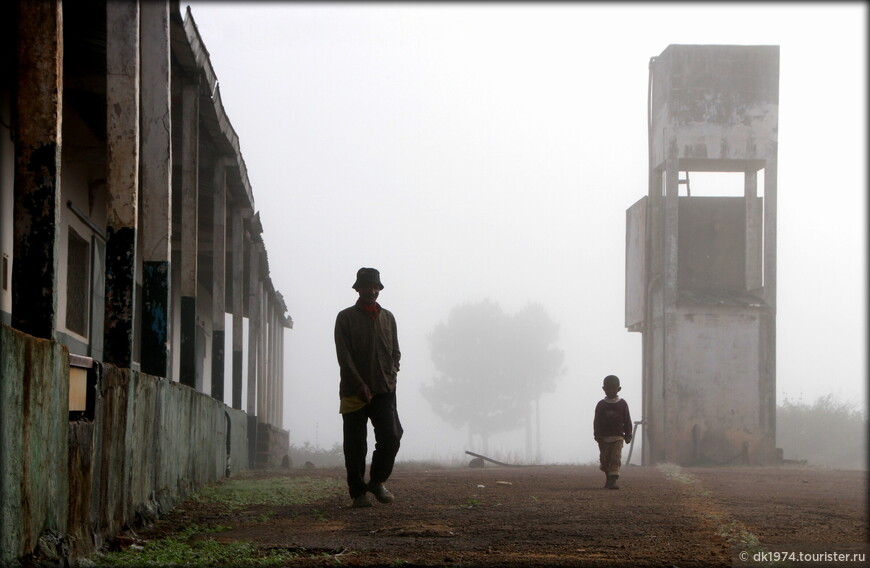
[139,0,172,377]
[11,0,62,340]
[277,306,286,429]
[261,295,270,424]
[103,1,140,367]
[179,76,199,388]
[271,302,279,426]
[266,292,273,425]
[245,242,260,416]
[662,158,679,463]
[256,280,268,423]
[642,169,664,466]
[278,313,285,430]
[744,170,757,198]
[211,160,227,401]
[760,158,778,459]
[763,160,777,306]
[231,211,245,409]
[269,299,278,425]
[744,171,763,292]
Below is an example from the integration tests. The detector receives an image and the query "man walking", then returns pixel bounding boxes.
[334,267,403,508]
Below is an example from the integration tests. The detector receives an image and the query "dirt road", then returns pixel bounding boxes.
[117,463,867,567]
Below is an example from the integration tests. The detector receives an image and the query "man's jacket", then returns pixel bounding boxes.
[334,303,401,398]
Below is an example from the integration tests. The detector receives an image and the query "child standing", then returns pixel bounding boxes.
[593,375,633,489]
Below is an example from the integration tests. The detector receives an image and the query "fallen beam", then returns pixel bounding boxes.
[464,451,526,467]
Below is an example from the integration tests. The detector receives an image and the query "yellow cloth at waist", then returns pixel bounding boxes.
[339,395,368,414]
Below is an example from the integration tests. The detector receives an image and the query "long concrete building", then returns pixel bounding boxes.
[1,2,292,563]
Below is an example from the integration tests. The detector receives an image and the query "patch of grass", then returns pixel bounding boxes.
[95,476,345,567]
[96,525,301,567]
[656,462,698,485]
[656,462,710,496]
[659,463,763,554]
[192,476,344,511]
[716,519,761,548]
[461,497,480,508]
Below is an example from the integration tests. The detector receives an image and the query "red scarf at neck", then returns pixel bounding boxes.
[357,299,380,320]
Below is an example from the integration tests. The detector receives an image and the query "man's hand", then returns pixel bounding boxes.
[358,384,373,403]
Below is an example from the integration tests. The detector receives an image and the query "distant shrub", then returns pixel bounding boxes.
[777,394,867,469]
[286,441,344,469]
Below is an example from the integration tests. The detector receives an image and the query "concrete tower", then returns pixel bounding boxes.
[626,45,780,465]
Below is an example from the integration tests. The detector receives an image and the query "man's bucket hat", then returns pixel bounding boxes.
[353,267,384,290]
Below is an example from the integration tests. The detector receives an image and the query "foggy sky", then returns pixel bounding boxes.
[188,2,867,464]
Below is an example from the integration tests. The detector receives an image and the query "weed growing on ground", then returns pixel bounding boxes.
[193,475,344,511]
[658,463,762,552]
[656,463,697,485]
[96,524,301,567]
[95,477,344,567]
[716,520,761,547]
[461,497,481,508]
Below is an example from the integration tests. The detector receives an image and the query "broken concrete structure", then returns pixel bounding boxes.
[626,44,779,465]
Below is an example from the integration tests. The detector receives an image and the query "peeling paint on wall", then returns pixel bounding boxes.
[211,330,225,401]
[103,226,136,367]
[141,260,170,376]
[179,295,196,388]
[12,142,60,338]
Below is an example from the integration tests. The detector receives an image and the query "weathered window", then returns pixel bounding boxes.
[66,228,90,336]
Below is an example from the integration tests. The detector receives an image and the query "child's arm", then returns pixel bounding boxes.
[593,402,601,441]
[623,402,633,443]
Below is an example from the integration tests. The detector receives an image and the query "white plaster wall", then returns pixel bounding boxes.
[197,282,214,395]
[59,160,96,345]
[171,247,181,382]
[58,104,108,348]
[0,89,14,319]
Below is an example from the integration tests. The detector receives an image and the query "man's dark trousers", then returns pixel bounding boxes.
[342,391,403,498]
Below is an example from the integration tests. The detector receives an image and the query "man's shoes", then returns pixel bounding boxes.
[352,494,373,508]
[368,482,395,504]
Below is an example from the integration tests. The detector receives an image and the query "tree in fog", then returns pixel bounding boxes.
[421,300,565,457]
